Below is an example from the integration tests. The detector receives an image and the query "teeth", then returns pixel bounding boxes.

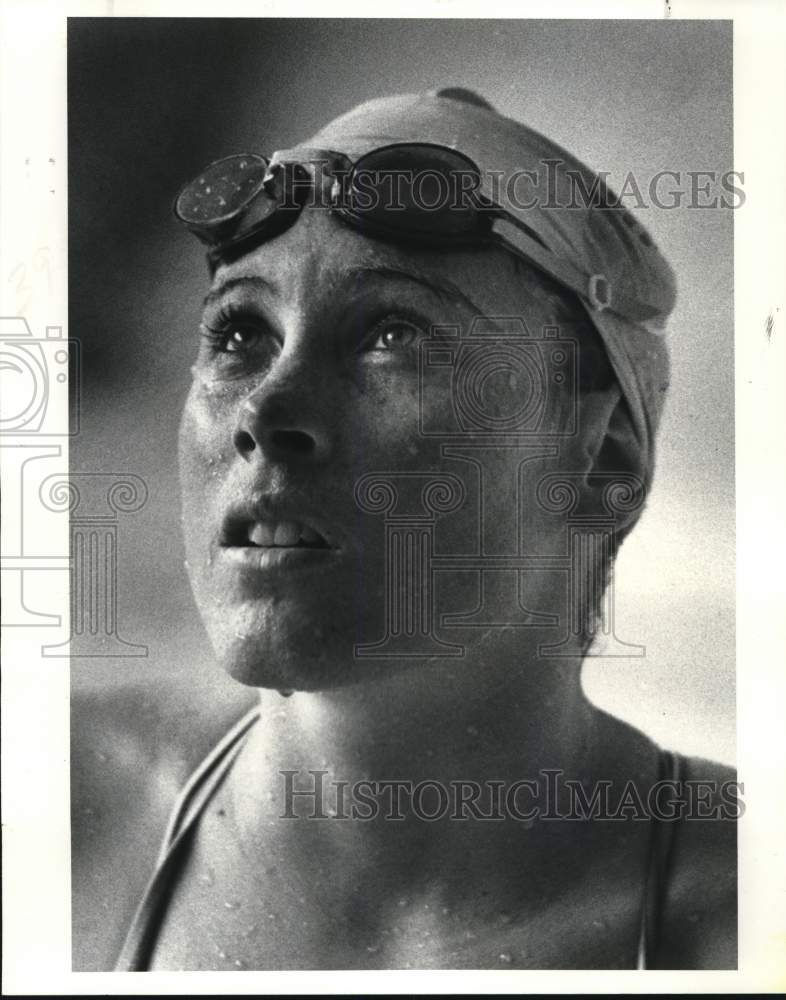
[246,519,325,547]
[249,522,275,546]
[273,521,300,546]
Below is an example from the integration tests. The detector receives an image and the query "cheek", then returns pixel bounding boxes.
[348,367,451,466]
[179,378,236,451]
[177,384,237,521]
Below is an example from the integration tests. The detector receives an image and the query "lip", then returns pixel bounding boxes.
[215,492,348,589]
[220,493,342,552]
[219,544,342,573]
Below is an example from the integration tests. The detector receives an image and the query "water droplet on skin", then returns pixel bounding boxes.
[224,900,240,909]
[499,952,512,964]
[199,869,215,886]
[398,898,408,908]
[441,906,450,916]
[268,912,276,919]
[234,958,245,968]
[366,944,379,954]
[243,924,257,937]
[592,918,606,929]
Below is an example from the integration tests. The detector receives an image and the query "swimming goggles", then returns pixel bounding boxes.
[174,143,653,322]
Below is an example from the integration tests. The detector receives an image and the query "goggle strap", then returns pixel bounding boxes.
[491,217,660,327]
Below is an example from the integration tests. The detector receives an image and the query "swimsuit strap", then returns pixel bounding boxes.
[117,716,679,971]
[115,705,261,972]
[636,748,684,970]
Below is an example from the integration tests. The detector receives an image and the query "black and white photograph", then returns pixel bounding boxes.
[1,3,785,993]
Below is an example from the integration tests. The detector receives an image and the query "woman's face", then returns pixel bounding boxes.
[179,208,577,689]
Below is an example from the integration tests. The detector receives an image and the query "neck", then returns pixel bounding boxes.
[247,637,595,787]
[227,636,603,888]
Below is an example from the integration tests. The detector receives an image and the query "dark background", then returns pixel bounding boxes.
[68,18,734,761]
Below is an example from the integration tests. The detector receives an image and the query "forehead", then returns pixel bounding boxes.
[206,208,550,321]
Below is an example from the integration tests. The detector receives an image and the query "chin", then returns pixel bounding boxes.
[203,600,362,691]
[210,620,436,693]
[191,562,396,689]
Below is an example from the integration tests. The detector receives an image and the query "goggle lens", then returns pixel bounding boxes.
[343,144,484,240]
[175,153,270,241]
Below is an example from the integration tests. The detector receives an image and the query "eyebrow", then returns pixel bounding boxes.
[202,275,273,310]
[348,264,484,314]
[202,265,484,315]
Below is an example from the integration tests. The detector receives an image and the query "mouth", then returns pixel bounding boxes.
[218,507,341,578]
[223,518,332,551]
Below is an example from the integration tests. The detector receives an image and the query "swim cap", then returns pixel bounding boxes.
[303,89,675,488]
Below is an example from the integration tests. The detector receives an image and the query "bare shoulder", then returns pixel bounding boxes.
[71,669,254,971]
[655,755,739,969]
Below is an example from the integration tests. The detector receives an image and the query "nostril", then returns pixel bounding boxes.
[234,429,256,457]
[272,428,316,456]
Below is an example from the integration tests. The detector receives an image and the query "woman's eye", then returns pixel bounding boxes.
[223,326,261,353]
[199,315,278,364]
[369,319,420,352]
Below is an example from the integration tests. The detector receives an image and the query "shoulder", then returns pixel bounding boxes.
[71,668,254,970]
[654,754,739,969]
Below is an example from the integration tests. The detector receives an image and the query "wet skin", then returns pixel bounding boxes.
[70,207,737,971]
[178,207,621,691]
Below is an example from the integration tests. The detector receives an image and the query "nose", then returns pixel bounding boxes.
[233,365,333,464]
